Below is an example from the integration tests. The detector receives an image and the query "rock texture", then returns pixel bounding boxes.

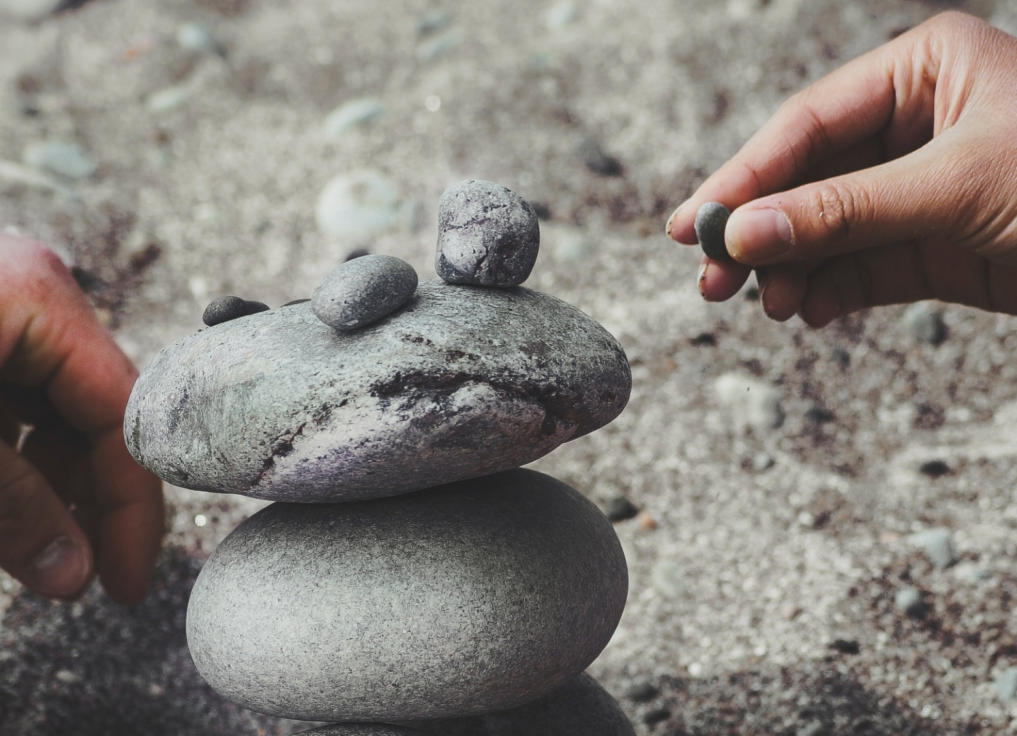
[125,280,630,501]
[411,673,635,736]
[436,180,539,286]
[186,469,628,722]
[297,726,424,736]
[311,254,418,331]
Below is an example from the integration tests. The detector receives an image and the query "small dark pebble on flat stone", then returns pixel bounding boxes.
[603,495,639,523]
[344,248,371,261]
[641,707,671,726]
[625,681,658,703]
[919,459,951,477]
[694,202,731,261]
[829,638,860,655]
[577,138,623,176]
[202,296,269,326]
[744,285,759,300]
[312,254,418,332]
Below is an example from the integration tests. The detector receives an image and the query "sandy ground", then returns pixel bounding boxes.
[3,0,1017,734]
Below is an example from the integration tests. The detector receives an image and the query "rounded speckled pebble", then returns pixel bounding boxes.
[185,469,628,722]
[436,179,539,287]
[201,296,269,326]
[311,254,418,331]
[694,201,731,261]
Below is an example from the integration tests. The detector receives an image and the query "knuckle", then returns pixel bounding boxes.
[808,181,866,240]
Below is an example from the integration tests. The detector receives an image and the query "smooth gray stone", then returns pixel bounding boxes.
[410,673,635,736]
[125,280,630,501]
[694,202,731,261]
[436,180,539,287]
[297,726,423,736]
[311,254,417,331]
[186,470,629,722]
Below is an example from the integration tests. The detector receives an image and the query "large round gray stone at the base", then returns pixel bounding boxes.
[185,469,629,722]
[125,280,630,502]
[408,673,635,736]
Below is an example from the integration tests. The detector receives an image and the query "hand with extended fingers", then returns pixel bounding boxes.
[0,234,163,604]
[667,11,1017,325]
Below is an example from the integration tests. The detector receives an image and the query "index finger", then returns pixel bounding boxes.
[667,26,913,245]
[0,236,163,604]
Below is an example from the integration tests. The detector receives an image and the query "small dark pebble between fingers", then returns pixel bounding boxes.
[202,296,269,326]
[694,202,731,261]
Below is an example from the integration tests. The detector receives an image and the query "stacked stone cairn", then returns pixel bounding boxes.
[124,179,635,736]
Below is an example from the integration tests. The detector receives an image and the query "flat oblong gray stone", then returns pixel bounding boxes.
[125,280,630,502]
[186,469,629,722]
[436,179,539,287]
[311,254,418,331]
[410,673,635,736]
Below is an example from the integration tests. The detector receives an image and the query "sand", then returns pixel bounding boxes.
[2,0,1017,733]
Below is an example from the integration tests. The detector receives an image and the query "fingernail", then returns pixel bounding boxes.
[29,536,89,598]
[697,262,709,296]
[727,208,792,261]
[666,201,691,240]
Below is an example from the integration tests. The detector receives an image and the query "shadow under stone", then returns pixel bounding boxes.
[0,547,308,736]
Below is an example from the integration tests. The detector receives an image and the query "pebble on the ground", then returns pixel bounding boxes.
[908,528,958,569]
[993,668,1017,701]
[311,254,417,332]
[603,495,639,523]
[202,296,269,326]
[22,140,96,179]
[694,202,731,261]
[894,586,927,618]
[436,179,540,287]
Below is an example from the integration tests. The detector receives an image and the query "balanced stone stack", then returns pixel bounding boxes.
[124,180,634,735]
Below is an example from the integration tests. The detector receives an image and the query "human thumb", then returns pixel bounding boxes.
[0,441,93,599]
[723,138,975,267]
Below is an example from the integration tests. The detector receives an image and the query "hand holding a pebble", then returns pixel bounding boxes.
[0,234,163,604]
[667,11,1017,325]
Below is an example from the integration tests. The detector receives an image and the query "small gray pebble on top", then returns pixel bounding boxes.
[694,202,731,261]
[436,179,539,287]
[202,296,269,326]
[312,254,417,332]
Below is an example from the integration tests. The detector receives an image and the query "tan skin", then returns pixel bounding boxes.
[0,234,163,605]
[667,11,1017,325]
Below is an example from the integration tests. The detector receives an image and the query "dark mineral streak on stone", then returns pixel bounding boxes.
[125,280,630,502]
[311,254,418,331]
[408,673,635,736]
[202,295,269,326]
[435,179,539,287]
[185,469,629,722]
[694,201,731,261]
